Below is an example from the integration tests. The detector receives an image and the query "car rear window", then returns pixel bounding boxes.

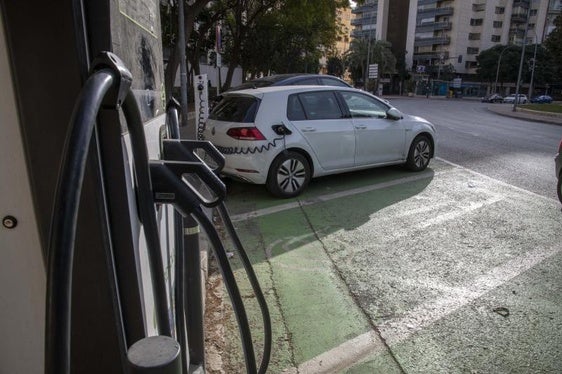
[209,95,260,123]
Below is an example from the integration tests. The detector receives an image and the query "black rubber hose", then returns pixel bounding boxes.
[190,207,258,374]
[166,102,190,372]
[46,69,115,374]
[217,203,272,374]
[122,90,172,338]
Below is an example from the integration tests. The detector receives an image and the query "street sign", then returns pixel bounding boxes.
[416,65,426,73]
[368,63,378,78]
[452,77,462,88]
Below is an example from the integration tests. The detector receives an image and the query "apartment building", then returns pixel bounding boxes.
[351,0,411,61]
[407,0,554,76]
[351,0,557,78]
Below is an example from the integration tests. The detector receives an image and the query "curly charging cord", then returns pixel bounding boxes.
[216,136,285,155]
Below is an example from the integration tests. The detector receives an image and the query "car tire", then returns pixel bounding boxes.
[405,135,432,171]
[266,151,311,198]
[558,173,562,204]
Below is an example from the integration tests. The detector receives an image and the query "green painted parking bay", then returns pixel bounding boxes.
[218,159,562,373]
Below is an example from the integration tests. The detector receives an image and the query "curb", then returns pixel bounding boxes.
[486,104,562,126]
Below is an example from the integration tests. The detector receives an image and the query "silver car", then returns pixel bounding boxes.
[204,85,437,198]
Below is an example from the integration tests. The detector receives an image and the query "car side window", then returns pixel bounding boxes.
[319,77,349,87]
[287,94,306,121]
[340,92,389,119]
[296,91,343,120]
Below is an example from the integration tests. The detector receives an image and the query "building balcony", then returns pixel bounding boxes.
[511,13,528,23]
[415,21,452,33]
[352,29,376,39]
[513,0,530,8]
[414,36,451,47]
[351,16,377,27]
[417,6,454,17]
[413,52,450,61]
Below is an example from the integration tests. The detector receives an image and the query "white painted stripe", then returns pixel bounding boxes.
[283,331,385,374]
[436,157,559,203]
[231,171,438,222]
[291,244,562,373]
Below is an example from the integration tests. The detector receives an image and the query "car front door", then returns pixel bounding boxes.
[338,91,406,165]
[287,91,355,171]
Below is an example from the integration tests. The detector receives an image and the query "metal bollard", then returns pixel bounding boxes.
[127,336,182,374]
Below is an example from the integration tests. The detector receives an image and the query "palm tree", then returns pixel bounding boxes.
[345,37,396,89]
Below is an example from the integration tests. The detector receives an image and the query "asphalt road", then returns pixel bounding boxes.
[389,97,562,201]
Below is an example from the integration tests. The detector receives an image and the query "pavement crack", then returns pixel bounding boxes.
[257,221,299,372]
[297,199,407,374]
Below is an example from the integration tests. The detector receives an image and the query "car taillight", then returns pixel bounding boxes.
[227,127,266,140]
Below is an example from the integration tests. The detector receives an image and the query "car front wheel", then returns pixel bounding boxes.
[266,151,311,198]
[406,135,432,171]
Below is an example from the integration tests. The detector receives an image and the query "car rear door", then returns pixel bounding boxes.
[287,91,355,170]
[337,91,406,165]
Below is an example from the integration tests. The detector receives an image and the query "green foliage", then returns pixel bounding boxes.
[344,37,396,86]
[477,44,555,86]
[238,0,347,76]
[544,15,562,81]
[327,56,345,77]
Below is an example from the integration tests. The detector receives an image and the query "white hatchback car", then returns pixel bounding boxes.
[203,86,437,198]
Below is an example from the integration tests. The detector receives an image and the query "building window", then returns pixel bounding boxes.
[530,9,538,16]
[468,33,481,40]
[473,4,485,11]
[493,21,503,28]
[465,61,478,69]
[491,35,501,42]
[470,18,483,26]
[495,7,505,14]
[528,23,535,29]
[467,47,479,55]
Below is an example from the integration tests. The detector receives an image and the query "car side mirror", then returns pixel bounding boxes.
[386,108,403,120]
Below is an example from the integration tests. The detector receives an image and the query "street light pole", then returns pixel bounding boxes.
[494,45,514,94]
[528,39,538,100]
[513,4,532,112]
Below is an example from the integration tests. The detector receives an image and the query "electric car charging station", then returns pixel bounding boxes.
[0,1,269,373]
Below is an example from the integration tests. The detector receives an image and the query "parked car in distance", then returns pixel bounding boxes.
[503,94,528,104]
[227,74,352,92]
[530,95,553,104]
[203,86,437,198]
[481,93,503,103]
[554,139,562,203]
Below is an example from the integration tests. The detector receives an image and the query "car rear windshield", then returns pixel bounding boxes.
[209,95,260,123]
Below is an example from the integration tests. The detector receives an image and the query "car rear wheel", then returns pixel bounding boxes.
[406,135,432,171]
[266,151,311,198]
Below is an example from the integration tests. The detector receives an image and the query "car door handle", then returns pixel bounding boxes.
[301,127,316,132]
[354,125,367,130]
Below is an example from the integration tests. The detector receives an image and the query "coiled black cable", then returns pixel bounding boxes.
[216,136,284,155]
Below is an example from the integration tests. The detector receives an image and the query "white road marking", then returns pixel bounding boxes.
[291,243,562,373]
[231,171,438,222]
[436,157,559,203]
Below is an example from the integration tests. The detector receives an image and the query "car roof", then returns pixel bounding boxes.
[227,74,350,91]
[222,85,362,98]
